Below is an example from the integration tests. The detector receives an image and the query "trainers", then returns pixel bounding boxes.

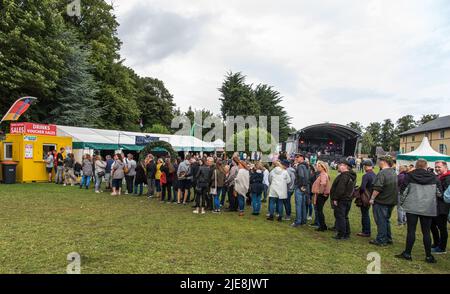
[283,217,291,221]
[425,256,437,263]
[95,191,100,194]
[193,208,200,214]
[307,216,312,221]
[201,208,206,214]
[431,247,447,254]
[63,184,67,187]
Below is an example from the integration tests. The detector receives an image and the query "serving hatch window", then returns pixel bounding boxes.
[3,143,13,160]
[43,144,56,160]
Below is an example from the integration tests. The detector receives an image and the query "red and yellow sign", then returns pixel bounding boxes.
[10,123,57,136]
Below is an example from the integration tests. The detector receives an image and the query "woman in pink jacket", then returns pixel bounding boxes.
[311,161,331,231]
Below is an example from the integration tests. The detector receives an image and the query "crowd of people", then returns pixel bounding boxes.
[44,148,450,264]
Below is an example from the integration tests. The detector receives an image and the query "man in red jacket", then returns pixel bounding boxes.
[432,161,450,254]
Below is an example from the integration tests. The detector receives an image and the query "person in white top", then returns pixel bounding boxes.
[267,160,291,221]
[234,160,250,216]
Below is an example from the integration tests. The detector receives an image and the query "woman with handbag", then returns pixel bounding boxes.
[311,161,331,231]
[94,155,106,193]
[356,160,376,237]
[193,158,213,214]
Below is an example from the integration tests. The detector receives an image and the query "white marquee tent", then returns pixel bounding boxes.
[56,125,220,159]
[396,137,450,170]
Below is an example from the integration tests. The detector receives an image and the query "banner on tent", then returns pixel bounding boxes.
[135,136,160,146]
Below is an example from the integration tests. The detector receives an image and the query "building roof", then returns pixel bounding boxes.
[400,115,450,136]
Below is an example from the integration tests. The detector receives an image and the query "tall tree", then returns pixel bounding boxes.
[347,122,363,134]
[253,84,291,142]
[134,76,175,130]
[380,119,395,151]
[0,0,68,122]
[418,114,439,125]
[365,122,382,155]
[50,32,101,127]
[361,131,374,156]
[392,115,417,150]
[219,72,260,119]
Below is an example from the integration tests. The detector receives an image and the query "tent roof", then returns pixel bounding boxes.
[397,137,450,161]
[56,125,216,151]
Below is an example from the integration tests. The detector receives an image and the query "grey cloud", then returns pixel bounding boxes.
[118,5,210,65]
[319,87,392,104]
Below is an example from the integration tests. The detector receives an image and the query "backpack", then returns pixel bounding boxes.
[444,185,450,204]
[160,171,167,185]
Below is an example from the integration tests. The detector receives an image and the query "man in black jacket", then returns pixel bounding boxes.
[146,154,157,198]
[291,154,310,227]
[432,160,450,254]
[330,160,357,240]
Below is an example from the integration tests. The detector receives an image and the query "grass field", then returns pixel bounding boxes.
[0,169,449,274]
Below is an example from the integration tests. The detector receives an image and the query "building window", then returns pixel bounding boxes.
[43,144,56,160]
[401,147,405,153]
[411,136,415,142]
[439,144,447,155]
[440,130,445,139]
[402,137,406,142]
[410,146,415,152]
[3,143,13,160]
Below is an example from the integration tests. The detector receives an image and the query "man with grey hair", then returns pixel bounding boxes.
[431,160,450,254]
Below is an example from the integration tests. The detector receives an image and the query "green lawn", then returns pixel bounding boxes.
[0,170,449,274]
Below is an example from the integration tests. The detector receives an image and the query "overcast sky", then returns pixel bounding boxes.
[113,0,450,129]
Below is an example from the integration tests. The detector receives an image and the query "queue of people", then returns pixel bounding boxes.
[44,149,450,264]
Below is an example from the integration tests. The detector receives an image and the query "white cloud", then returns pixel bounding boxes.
[114,0,450,129]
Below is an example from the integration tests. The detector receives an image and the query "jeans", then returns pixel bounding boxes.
[147,178,155,196]
[263,184,268,201]
[334,200,352,238]
[431,214,448,251]
[251,192,262,214]
[397,193,407,225]
[269,197,284,217]
[94,174,103,192]
[134,183,143,195]
[214,187,225,209]
[56,166,64,184]
[360,206,371,235]
[104,172,112,189]
[80,175,91,189]
[284,191,293,217]
[238,194,246,212]
[294,188,307,225]
[316,194,328,230]
[219,187,227,206]
[405,213,433,257]
[373,203,394,244]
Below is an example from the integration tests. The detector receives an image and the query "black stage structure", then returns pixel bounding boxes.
[285,123,361,162]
